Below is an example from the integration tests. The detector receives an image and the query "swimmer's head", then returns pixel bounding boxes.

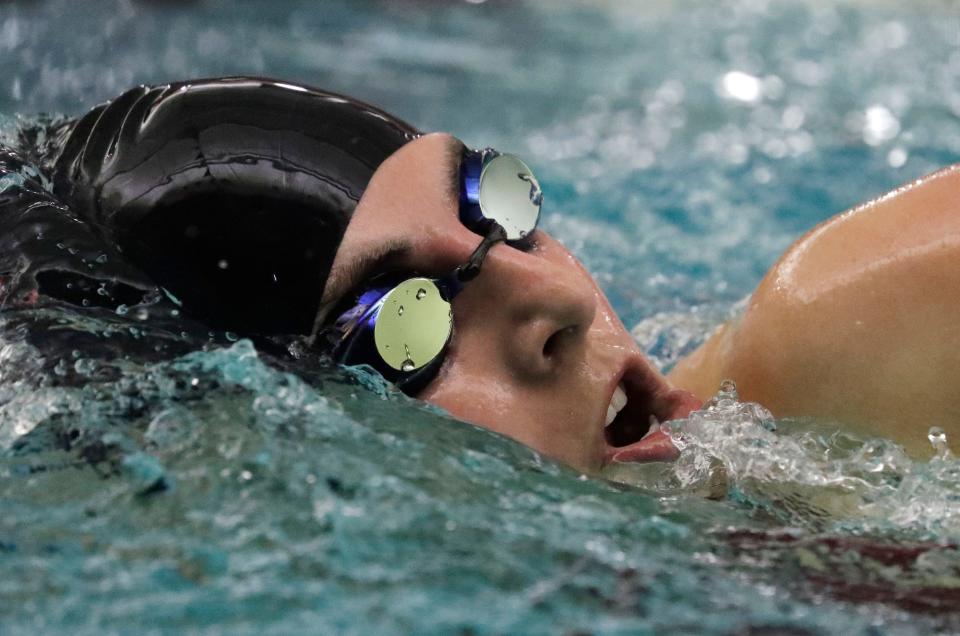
[314,132,701,473]
[54,76,417,333]
[54,77,701,473]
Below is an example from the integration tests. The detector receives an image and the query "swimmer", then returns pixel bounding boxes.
[2,77,956,472]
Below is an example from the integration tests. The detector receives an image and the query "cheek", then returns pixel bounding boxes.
[416,367,518,440]
[416,340,597,443]
[416,337,512,419]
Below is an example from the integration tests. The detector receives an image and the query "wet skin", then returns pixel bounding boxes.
[670,164,960,458]
[318,133,701,473]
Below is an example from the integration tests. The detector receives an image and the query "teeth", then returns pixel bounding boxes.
[604,383,628,427]
[611,384,627,411]
[642,414,661,440]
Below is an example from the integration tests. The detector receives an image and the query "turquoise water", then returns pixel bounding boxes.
[2,0,960,633]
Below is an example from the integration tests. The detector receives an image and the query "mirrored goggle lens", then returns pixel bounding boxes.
[463,151,542,242]
[373,277,452,373]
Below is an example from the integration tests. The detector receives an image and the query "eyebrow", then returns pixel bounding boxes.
[313,136,467,331]
[445,137,466,202]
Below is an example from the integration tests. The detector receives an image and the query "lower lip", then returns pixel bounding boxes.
[606,429,680,464]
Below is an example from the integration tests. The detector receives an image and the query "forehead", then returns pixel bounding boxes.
[320,133,464,307]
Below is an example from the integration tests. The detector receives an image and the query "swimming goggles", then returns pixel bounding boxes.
[326,148,543,394]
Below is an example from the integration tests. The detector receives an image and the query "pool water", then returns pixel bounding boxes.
[2,0,960,633]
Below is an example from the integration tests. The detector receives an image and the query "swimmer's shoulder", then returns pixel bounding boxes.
[670,164,960,454]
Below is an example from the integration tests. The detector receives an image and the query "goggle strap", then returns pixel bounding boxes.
[454,223,507,283]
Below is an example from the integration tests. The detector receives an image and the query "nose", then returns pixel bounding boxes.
[454,237,598,380]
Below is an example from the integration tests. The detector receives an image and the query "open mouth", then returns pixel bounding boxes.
[602,369,702,465]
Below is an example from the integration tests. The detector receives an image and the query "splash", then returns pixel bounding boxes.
[605,380,960,539]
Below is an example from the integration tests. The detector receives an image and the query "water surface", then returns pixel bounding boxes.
[2,1,960,633]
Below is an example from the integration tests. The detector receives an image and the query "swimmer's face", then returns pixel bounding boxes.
[321,133,701,473]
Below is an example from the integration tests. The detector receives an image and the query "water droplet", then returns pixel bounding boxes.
[719,379,737,395]
[398,305,404,316]
[162,287,183,307]
[401,359,416,372]
[416,288,427,300]
[191,377,200,387]
[217,259,229,270]
[135,308,149,321]
[55,242,65,250]
[96,285,109,296]
[705,379,739,410]
[53,359,68,376]
[928,426,952,459]
[95,253,108,264]
[115,304,129,315]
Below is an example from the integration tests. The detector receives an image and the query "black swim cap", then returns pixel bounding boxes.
[52,77,419,334]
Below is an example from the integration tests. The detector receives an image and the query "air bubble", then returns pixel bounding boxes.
[73,358,97,376]
[225,332,239,342]
[416,288,427,300]
[217,259,229,270]
[398,305,404,316]
[401,359,416,372]
[95,253,108,264]
[115,304,129,315]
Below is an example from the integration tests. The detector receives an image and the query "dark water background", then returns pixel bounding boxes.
[2,1,960,633]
